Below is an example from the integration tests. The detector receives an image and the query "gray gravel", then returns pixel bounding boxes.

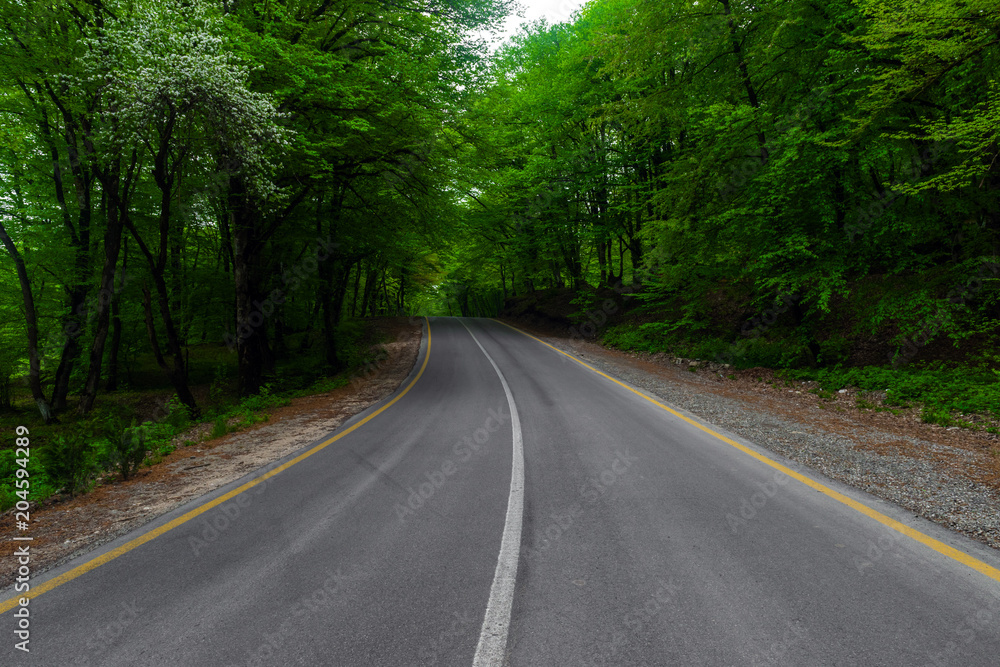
[545,336,1000,551]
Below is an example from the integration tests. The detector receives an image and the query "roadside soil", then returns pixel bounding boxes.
[0,318,422,584]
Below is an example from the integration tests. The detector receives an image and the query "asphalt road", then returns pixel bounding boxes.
[4,317,1000,666]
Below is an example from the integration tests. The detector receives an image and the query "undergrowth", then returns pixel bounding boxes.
[0,322,390,512]
[603,325,1000,429]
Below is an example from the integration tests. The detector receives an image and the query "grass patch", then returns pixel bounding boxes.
[603,322,999,428]
[785,363,1000,424]
[209,415,228,439]
[602,323,811,368]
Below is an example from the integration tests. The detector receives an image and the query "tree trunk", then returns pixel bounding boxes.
[323,263,351,368]
[720,0,768,164]
[141,285,200,415]
[0,219,55,423]
[106,236,128,392]
[150,270,200,417]
[123,132,201,416]
[397,268,406,313]
[360,262,378,318]
[41,111,92,413]
[106,296,123,392]
[350,258,362,317]
[48,285,86,411]
[225,171,276,397]
[79,167,127,415]
[597,238,609,287]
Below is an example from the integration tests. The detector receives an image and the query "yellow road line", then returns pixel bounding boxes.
[1,318,432,614]
[494,319,1000,584]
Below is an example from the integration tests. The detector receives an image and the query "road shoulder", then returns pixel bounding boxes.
[503,319,1000,552]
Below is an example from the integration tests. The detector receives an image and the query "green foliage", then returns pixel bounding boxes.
[789,364,1000,420]
[1,0,998,450]
[452,0,1000,389]
[99,420,149,481]
[818,335,852,367]
[334,320,375,370]
[237,384,287,413]
[210,415,228,439]
[164,395,192,431]
[294,376,350,397]
[209,364,230,408]
[602,324,811,369]
[40,433,100,498]
[0,449,56,512]
[231,409,269,430]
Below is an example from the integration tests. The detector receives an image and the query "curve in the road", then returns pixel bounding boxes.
[460,320,525,667]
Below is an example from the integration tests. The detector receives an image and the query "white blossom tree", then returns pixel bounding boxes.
[78,0,291,416]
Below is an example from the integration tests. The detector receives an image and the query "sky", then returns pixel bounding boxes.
[490,0,589,44]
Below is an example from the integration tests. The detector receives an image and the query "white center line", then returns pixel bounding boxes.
[460,319,524,667]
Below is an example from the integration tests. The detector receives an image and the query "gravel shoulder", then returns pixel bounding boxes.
[0,318,422,585]
[512,322,1000,552]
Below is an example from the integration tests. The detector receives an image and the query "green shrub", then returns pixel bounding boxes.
[336,319,374,369]
[164,395,192,430]
[210,415,228,439]
[295,375,349,397]
[100,421,149,481]
[40,433,99,497]
[818,334,852,366]
[209,363,230,407]
[789,363,1000,421]
[232,409,269,430]
[239,384,288,412]
[921,408,955,427]
[602,322,675,353]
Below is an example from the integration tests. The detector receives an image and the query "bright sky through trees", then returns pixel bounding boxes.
[491,0,587,42]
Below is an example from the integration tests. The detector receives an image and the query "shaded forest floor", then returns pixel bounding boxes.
[0,318,421,583]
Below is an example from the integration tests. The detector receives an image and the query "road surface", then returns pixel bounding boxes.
[4,317,1000,665]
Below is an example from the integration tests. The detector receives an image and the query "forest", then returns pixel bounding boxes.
[1,1,999,502]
